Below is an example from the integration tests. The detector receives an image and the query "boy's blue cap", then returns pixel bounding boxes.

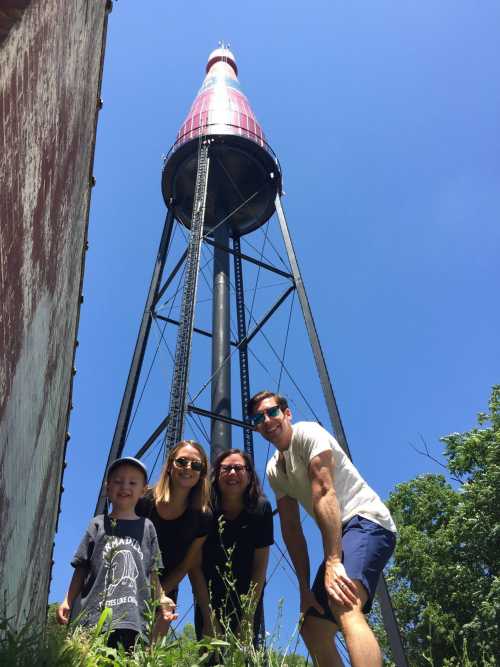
[107,457,148,482]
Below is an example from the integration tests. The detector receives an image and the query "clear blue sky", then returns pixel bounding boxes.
[51,0,500,655]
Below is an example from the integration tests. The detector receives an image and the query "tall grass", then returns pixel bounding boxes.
[0,603,308,666]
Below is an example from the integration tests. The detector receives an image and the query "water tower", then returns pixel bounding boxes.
[95,45,407,666]
[161,45,281,460]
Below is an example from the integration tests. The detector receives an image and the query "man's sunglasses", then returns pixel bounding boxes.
[173,457,204,472]
[251,405,281,426]
[220,463,249,474]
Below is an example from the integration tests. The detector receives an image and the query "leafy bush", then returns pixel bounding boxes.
[372,385,500,666]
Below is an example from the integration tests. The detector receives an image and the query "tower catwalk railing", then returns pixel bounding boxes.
[165,141,210,452]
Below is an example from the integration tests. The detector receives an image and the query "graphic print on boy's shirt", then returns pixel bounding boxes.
[103,535,142,607]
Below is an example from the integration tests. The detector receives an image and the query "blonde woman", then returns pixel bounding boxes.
[136,440,211,635]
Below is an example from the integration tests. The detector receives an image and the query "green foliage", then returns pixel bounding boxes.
[2,592,308,666]
[0,612,309,666]
[0,603,79,666]
[374,385,500,666]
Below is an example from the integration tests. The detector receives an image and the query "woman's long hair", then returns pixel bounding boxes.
[151,440,210,512]
[211,449,264,512]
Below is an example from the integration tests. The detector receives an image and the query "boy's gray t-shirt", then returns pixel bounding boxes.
[71,514,161,634]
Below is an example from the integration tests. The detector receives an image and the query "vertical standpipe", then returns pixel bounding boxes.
[210,216,232,461]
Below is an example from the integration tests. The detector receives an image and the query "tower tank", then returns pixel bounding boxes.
[162,46,281,236]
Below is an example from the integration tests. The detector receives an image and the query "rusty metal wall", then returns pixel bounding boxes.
[0,0,109,626]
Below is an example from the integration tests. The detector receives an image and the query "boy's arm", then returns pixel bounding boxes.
[56,566,87,625]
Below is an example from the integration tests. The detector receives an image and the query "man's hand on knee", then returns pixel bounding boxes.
[324,560,358,609]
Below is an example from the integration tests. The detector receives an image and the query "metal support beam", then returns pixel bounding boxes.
[133,415,170,461]
[204,236,293,280]
[233,235,254,458]
[187,404,251,430]
[274,195,351,454]
[377,575,409,667]
[210,212,232,462]
[155,314,238,347]
[95,207,175,515]
[244,285,295,346]
[203,188,260,240]
[274,194,408,667]
[154,248,188,307]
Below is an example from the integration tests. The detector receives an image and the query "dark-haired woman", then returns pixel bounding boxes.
[192,449,274,644]
[135,439,212,638]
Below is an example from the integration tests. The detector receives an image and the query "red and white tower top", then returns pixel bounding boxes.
[174,45,267,150]
[162,46,281,236]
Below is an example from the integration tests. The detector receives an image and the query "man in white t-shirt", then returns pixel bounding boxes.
[248,390,396,667]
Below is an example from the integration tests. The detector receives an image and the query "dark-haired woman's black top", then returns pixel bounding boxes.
[194,496,274,638]
[136,491,212,599]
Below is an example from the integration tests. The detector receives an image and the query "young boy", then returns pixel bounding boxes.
[57,457,176,651]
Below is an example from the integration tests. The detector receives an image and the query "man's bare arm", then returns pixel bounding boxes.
[309,449,343,560]
[277,495,323,614]
[309,449,357,607]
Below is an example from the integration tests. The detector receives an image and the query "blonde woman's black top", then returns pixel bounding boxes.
[136,491,212,594]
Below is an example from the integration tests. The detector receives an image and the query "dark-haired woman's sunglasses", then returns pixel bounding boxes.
[220,463,249,474]
[173,457,203,472]
[251,405,281,425]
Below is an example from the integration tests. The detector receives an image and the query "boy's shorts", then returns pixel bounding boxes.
[307,514,396,624]
[108,629,138,651]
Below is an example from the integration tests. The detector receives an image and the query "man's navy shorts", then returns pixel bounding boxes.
[307,514,396,623]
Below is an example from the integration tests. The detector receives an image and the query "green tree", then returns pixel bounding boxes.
[375,385,500,666]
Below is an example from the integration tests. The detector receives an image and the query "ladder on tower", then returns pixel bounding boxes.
[165,141,210,451]
[232,235,254,458]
